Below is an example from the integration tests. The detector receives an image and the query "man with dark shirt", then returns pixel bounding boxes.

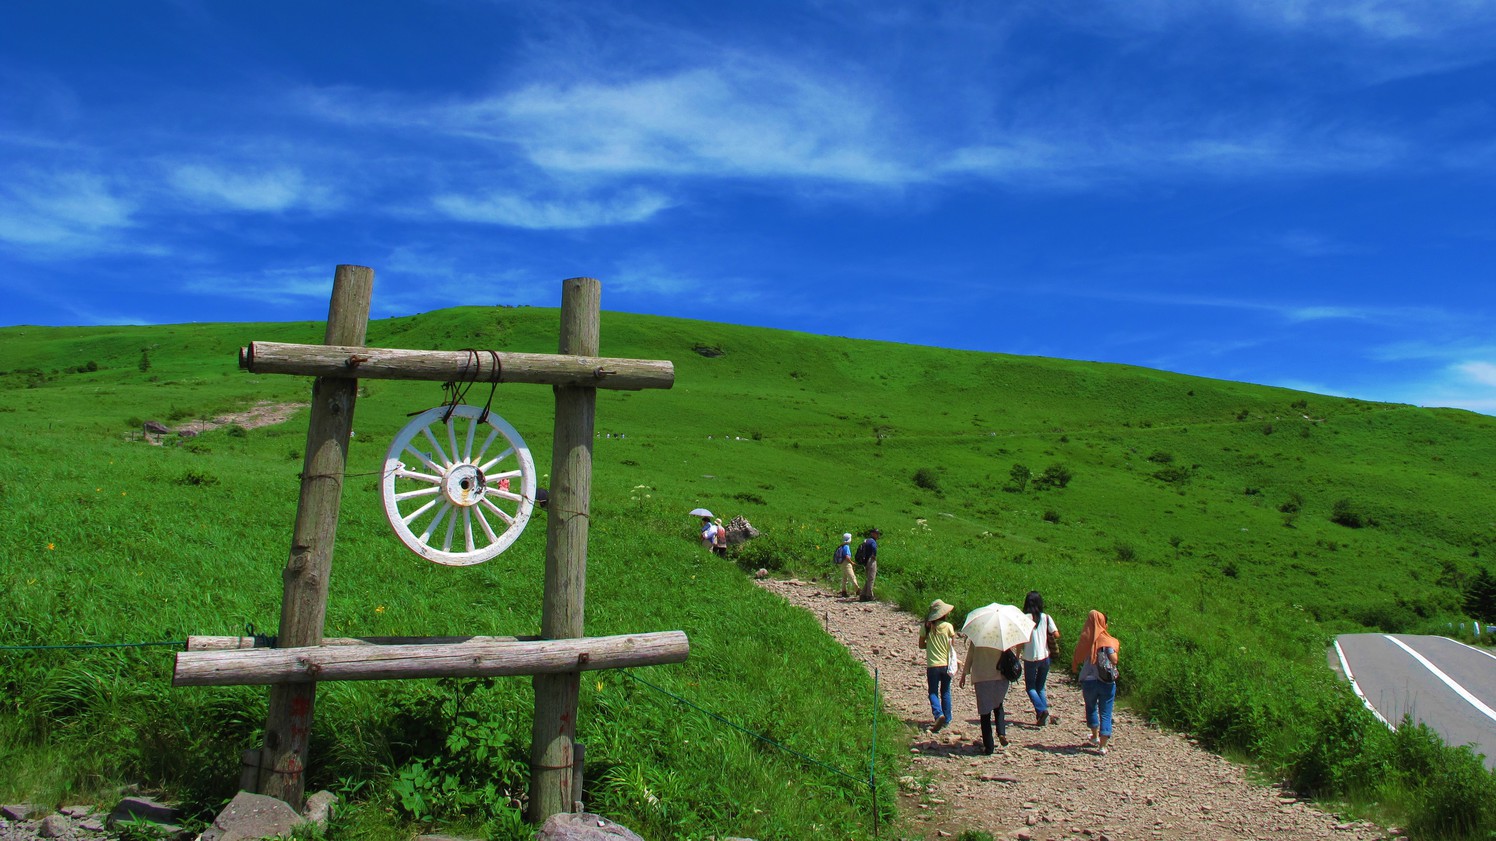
[857,528,881,602]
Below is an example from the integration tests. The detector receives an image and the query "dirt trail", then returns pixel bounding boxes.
[756,578,1398,841]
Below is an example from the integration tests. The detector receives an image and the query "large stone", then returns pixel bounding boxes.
[144,421,170,435]
[110,795,179,826]
[38,814,72,838]
[302,790,338,830]
[533,812,645,840]
[2,804,39,820]
[199,791,302,841]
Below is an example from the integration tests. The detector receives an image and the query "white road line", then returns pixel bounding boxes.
[1334,639,1392,729]
[1383,635,1496,725]
[1441,635,1496,665]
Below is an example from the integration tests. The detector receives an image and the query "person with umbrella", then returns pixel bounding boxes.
[1071,609,1121,755]
[959,603,1035,754]
[918,599,958,732]
[690,508,719,551]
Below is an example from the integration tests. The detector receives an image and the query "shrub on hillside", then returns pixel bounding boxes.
[1006,463,1031,493]
[912,467,941,493]
[1463,568,1496,623]
[1330,498,1371,528]
[1032,463,1072,489]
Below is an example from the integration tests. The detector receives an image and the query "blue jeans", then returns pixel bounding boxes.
[1024,657,1051,715]
[926,667,953,722]
[1081,679,1116,737]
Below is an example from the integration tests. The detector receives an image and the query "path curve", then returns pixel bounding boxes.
[758,578,1395,841]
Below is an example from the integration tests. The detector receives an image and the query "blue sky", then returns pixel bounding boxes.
[3,2,1495,412]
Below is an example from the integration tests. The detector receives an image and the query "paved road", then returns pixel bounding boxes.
[1332,633,1496,768]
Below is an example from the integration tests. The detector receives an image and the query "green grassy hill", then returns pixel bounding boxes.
[4,306,1495,838]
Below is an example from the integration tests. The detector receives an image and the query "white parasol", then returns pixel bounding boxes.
[961,603,1036,651]
[688,508,714,518]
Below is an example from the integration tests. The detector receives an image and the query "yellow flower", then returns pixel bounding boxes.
[375,605,386,614]
[46,543,54,550]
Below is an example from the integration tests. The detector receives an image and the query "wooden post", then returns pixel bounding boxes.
[529,278,599,822]
[257,264,373,807]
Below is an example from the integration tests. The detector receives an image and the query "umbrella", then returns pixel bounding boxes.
[688,508,714,518]
[961,603,1036,651]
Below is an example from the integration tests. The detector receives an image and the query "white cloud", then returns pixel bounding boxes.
[0,171,134,250]
[181,266,339,304]
[168,163,332,212]
[1455,361,1496,387]
[432,188,674,229]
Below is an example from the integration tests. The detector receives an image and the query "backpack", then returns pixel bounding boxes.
[998,649,1022,681]
[832,544,850,565]
[1094,646,1119,684]
[854,539,873,564]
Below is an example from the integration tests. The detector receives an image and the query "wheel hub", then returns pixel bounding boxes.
[442,463,487,507]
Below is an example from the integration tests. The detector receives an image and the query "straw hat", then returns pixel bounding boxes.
[926,599,954,622]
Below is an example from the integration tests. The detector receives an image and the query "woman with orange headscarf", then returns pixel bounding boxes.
[1070,610,1120,755]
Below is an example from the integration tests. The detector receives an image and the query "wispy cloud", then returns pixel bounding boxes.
[167,163,333,213]
[432,188,674,229]
[0,170,135,251]
[181,265,339,305]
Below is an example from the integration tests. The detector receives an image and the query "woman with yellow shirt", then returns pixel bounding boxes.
[918,599,957,732]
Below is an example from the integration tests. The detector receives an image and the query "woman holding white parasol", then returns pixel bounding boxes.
[959,603,1034,754]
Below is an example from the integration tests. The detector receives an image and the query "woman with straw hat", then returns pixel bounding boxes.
[918,599,958,732]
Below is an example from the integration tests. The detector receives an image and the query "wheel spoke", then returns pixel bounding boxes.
[442,509,457,552]
[395,467,442,484]
[463,509,476,552]
[395,486,441,502]
[402,497,441,526]
[420,427,453,468]
[478,447,515,473]
[463,414,478,463]
[474,506,499,543]
[403,444,446,476]
[419,502,453,543]
[474,426,501,464]
[446,418,461,471]
[480,497,516,526]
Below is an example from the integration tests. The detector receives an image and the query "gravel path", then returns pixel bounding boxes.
[757,577,1401,841]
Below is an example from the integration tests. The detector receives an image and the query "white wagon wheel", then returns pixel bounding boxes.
[381,405,537,566]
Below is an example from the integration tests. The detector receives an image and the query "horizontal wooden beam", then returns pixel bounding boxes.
[240,342,674,391]
[173,631,689,686]
[186,634,538,651]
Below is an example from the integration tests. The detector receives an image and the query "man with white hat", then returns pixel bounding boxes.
[832,532,858,597]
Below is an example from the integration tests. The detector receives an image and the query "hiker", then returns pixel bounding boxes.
[1020,590,1061,727]
[918,599,957,732]
[959,639,1024,754]
[700,515,720,551]
[1071,609,1120,755]
[856,528,880,602]
[712,518,728,556]
[832,532,858,597]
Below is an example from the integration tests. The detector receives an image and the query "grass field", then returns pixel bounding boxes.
[4,304,1496,838]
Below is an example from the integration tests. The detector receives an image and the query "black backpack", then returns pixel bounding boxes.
[998,649,1022,681]
[854,539,873,564]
